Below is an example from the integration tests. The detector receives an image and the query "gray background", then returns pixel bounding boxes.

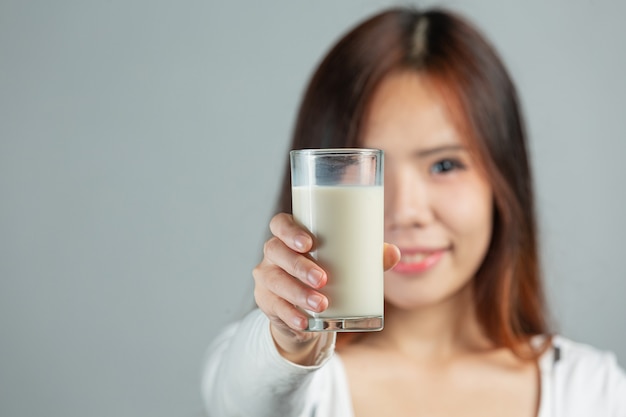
[1,0,624,416]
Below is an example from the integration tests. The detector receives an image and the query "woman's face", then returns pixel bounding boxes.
[361,71,493,310]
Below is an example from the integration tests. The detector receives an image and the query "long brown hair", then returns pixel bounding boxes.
[276,7,550,357]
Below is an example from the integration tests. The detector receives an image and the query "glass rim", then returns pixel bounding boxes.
[290,148,382,156]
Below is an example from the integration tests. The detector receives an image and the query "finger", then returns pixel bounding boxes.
[383,243,401,271]
[263,237,327,289]
[269,296,310,332]
[253,263,328,313]
[269,213,313,253]
[253,283,309,333]
[254,277,319,334]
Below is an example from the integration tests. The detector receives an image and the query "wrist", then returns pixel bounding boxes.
[270,323,335,366]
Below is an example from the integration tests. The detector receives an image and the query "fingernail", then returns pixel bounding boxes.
[307,269,323,287]
[292,316,306,330]
[307,293,324,310]
[294,235,309,251]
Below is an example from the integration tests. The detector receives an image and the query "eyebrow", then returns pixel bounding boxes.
[414,144,467,158]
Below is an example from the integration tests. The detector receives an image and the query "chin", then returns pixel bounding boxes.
[384,294,446,311]
[384,278,474,312]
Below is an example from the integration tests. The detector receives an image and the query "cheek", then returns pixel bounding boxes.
[437,181,493,243]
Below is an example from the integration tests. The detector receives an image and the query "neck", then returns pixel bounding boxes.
[365,284,492,361]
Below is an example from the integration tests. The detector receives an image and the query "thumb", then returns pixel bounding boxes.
[383,243,400,271]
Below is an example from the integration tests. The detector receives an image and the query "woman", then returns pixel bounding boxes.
[202,7,626,416]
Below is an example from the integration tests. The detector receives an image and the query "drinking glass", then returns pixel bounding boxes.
[290,148,384,331]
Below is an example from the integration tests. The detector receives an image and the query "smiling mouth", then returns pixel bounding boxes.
[392,249,446,274]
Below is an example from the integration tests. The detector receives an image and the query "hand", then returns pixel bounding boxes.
[253,213,325,361]
[252,213,400,364]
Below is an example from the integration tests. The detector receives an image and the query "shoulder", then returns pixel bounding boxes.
[550,335,624,380]
[539,335,626,416]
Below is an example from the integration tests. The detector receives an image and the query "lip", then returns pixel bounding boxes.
[391,248,447,274]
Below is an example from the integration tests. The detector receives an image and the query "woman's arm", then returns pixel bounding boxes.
[201,309,336,417]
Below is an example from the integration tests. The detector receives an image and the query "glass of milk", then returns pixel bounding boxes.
[290,149,384,332]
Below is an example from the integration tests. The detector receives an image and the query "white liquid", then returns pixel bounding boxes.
[292,185,384,318]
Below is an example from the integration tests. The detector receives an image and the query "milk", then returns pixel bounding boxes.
[292,185,384,320]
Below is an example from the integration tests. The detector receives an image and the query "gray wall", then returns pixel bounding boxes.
[1,1,624,416]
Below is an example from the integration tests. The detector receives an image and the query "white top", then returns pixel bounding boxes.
[202,309,626,417]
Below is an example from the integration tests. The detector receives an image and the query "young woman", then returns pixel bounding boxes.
[202,7,626,417]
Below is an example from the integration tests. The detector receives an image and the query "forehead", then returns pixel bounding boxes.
[360,70,465,152]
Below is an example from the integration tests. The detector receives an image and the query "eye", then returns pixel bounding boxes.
[430,158,465,174]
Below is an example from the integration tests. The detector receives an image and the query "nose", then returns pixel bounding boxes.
[385,165,434,230]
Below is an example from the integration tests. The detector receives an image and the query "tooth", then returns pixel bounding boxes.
[403,253,427,263]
